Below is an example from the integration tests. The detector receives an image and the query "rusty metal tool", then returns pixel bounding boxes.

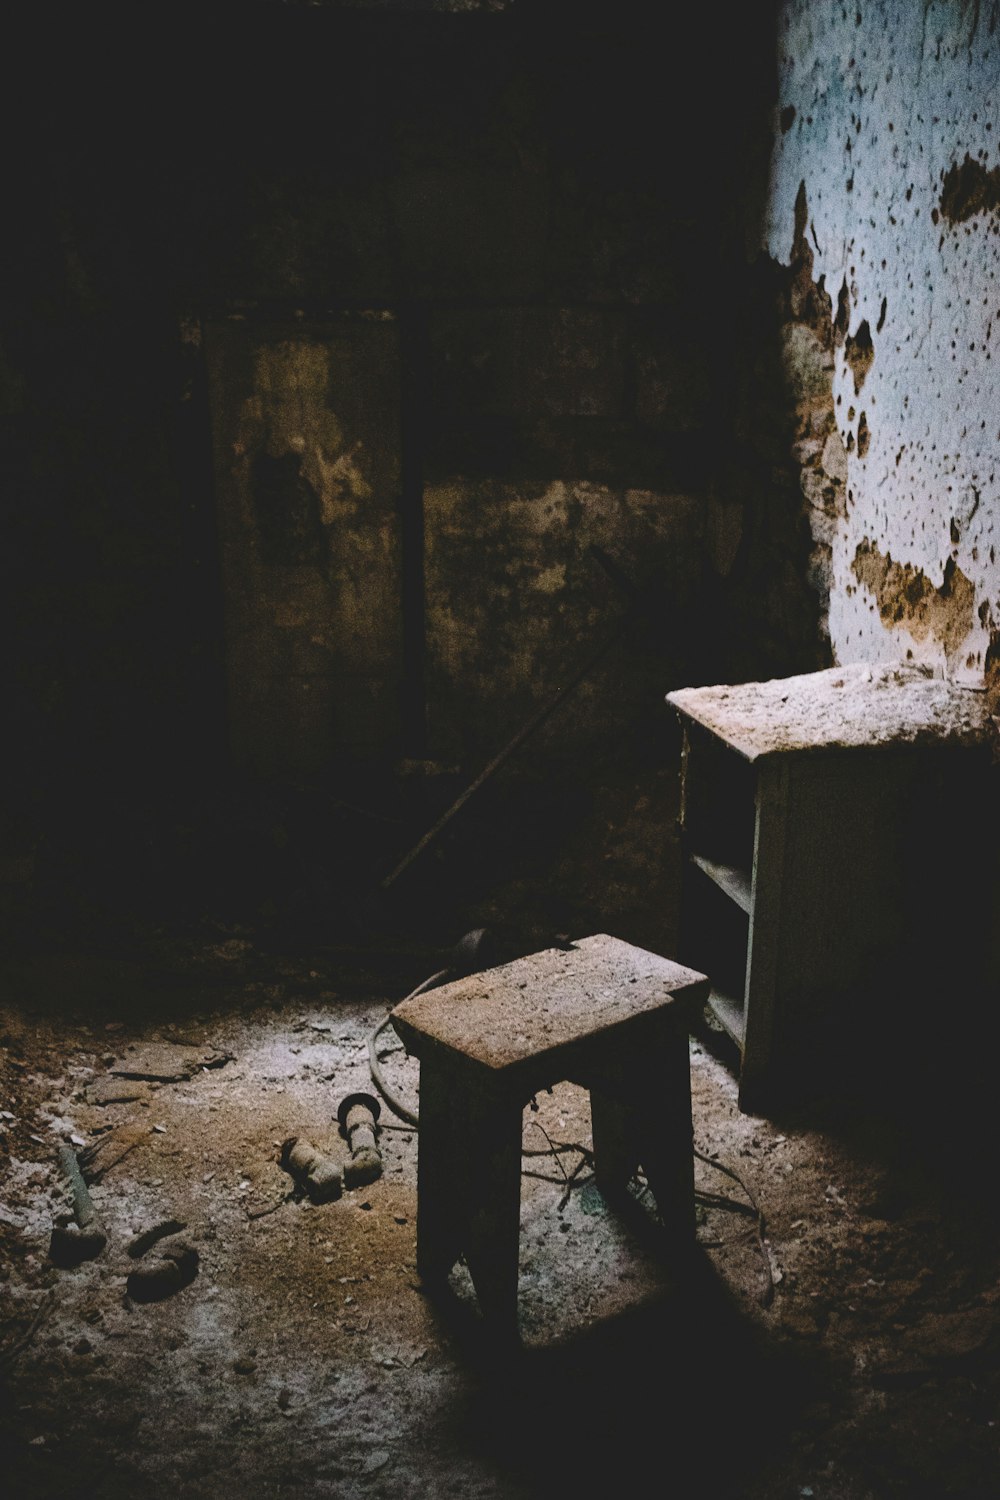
[338,1093,383,1187]
[379,551,646,891]
[279,1136,343,1202]
[49,1144,108,1267]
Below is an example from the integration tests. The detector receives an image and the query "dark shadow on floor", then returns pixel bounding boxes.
[692,1001,1000,1279]
[429,1246,832,1498]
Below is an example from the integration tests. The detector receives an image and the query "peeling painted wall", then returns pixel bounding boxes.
[765,0,1000,688]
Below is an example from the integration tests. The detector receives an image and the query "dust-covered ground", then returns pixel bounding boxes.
[2,930,999,1500]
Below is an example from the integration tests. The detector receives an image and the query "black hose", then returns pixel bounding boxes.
[367,967,450,1126]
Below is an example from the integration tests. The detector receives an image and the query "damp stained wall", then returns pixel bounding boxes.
[0,7,804,939]
[765,0,1000,688]
[187,10,777,779]
[203,318,402,777]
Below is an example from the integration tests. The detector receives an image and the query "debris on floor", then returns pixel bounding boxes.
[126,1238,199,1304]
[77,1125,147,1184]
[126,1218,188,1259]
[108,1040,233,1082]
[337,1092,383,1188]
[83,1078,151,1107]
[279,1136,343,1202]
[2,934,1000,1500]
[48,1144,107,1268]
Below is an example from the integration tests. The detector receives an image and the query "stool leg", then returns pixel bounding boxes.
[414,1053,473,1287]
[461,1084,524,1348]
[587,1023,695,1249]
[634,1024,695,1248]
[590,1081,640,1199]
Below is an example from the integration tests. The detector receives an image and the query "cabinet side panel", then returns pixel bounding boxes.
[741,760,788,1103]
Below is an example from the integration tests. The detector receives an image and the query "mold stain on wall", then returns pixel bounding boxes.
[764,0,1000,690]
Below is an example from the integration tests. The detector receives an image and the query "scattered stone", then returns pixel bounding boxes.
[233,1357,258,1375]
[73,1337,92,1355]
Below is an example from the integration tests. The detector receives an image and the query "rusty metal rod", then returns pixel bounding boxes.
[379,611,633,890]
[49,1144,108,1267]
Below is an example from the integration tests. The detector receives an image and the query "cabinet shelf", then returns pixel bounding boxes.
[689,852,752,914]
[707,987,746,1048]
[669,662,993,1112]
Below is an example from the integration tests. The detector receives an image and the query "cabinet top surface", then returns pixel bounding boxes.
[666,662,993,761]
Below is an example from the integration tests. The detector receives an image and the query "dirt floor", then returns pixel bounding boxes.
[2,927,1000,1500]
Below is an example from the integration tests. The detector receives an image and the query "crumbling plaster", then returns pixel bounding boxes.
[765,0,1000,689]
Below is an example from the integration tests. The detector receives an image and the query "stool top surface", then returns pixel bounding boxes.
[390,934,709,1073]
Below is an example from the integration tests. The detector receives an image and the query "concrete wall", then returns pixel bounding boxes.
[204,318,403,777]
[764,0,1000,691]
[0,5,820,940]
[184,8,783,784]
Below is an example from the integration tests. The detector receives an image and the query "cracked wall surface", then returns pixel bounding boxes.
[765,0,1000,688]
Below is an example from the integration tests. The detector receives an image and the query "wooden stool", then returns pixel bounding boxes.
[390,933,710,1345]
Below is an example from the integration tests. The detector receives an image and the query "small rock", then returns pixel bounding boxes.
[233,1357,257,1375]
[73,1337,92,1355]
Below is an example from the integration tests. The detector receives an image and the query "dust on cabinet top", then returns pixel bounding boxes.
[666,661,993,763]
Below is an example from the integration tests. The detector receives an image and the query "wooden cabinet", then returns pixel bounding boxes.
[667,663,993,1112]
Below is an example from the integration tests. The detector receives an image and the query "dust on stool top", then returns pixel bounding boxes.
[390,934,709,1078]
